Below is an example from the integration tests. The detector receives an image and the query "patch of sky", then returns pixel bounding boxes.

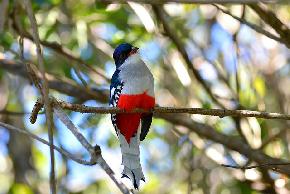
[154,125,166,135]
[21,85,46,131]
[10,42,31,60]
[93,23,118,41]
[237,25,255,44]
[199,61,218,81]
[279,63,290,76]
[70,68,90,86]
[185,9,200,29]
[238,44,251,64]
[218,117,236,134]
[4,51,14,60]
[0,128,9,155]
[92,115,112,147]
[80,44,93,60]
[33,138,63,177]
[10,42,19,53]
[186,41,202,60]
[145,138,172,173]
[211,22,237,74]
[43,47,53,58]
[54,113,89,153]
[66,160,104,188]
[104,61,115,78]
[204,46,219,62]
[139,41,161,65]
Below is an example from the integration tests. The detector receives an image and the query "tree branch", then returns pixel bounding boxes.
[0,122,94,165]
[0,59,108,102]
[0,120,131,194]
[249,4,290,48]
[0,0,9,33]
[29,98,290,176]
[45,98,290,120]
[10,10,109,82]
[153,6,225,108]
[23,0,56,192]
[213,5,288,48]
[158,114,290,176]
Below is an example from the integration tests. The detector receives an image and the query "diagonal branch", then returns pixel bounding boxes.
[249,4,290,48]
[153,6,225,108]
[10,8,109,82]
[158,114,290,176]
[0,122,94,165]
[0,119,131,194]
[23,0,56,192]
[213,5,288,48]
[0,59,108,102]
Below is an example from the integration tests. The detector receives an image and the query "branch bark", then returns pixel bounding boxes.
[153,6,225,108]
[214,5,288,48]
[249,4,290,48]
[23,1,56,192]
[30,98,290,176]
[46,99,290,120]
[0,59,108,102]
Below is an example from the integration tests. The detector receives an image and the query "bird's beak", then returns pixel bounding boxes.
[129,47,139,56]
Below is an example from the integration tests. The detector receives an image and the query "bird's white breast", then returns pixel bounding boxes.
[119,54,154,97]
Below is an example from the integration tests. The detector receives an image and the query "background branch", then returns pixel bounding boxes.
[23,0,56,192]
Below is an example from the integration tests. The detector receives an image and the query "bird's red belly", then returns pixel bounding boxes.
[116,92,155,143]
[117,92,155,110]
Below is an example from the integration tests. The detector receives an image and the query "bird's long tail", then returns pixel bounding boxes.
[118,129,145,189]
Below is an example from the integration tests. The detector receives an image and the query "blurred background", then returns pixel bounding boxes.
[0,0,290,193]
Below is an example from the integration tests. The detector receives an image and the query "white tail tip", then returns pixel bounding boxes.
[121,166,145,189]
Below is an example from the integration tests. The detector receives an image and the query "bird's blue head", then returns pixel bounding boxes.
[113,43,139,67]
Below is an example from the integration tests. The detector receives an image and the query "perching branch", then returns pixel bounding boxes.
[29,98,290,177]
[34,98,290,120]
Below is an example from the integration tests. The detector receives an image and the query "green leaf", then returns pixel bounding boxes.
[9,183,33,194]
[254,76,266,97]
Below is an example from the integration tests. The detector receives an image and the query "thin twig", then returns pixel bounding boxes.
[23,1,56,193]
[213,5,286,48]
[221,163,290,170]
[10,11,109,82]
[0,122,94,165]
[249,4,290,48]
[1,111,132,193]
[153,6,225,108]
[0,59,108,102]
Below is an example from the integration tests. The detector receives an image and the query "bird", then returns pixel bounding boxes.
[109,43,155,189]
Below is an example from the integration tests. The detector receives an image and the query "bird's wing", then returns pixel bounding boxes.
[140,113,153,141]
[109,70,123,136]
